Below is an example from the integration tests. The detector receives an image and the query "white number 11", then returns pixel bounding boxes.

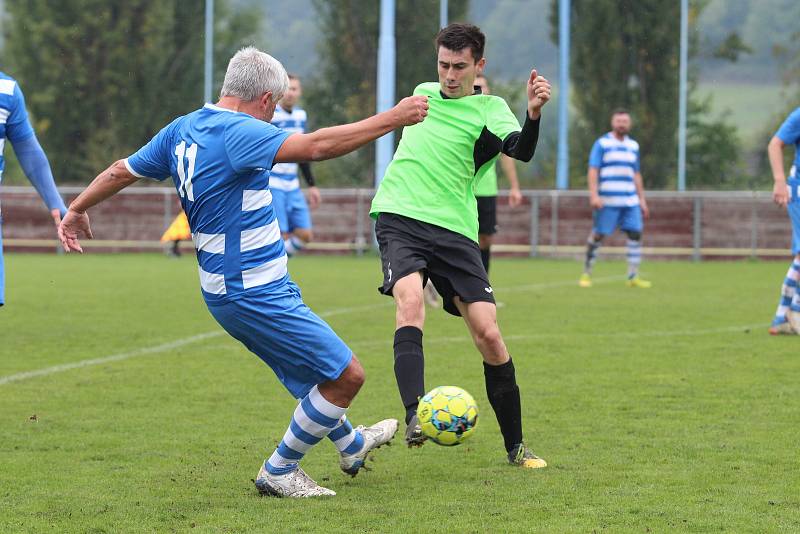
[174,141,198,201]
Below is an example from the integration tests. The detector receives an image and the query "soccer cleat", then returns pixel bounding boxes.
[405,413,427,447]
[785,311,800,335]
[578,273,592,288]
[508,443,547,469]
[626,276,652,288]
[423,282,440,308]
[254,463,336,498]
[339,418,399,477]
[769,320,796,335]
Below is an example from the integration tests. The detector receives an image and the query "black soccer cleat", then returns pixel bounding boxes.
[404,414,427,447]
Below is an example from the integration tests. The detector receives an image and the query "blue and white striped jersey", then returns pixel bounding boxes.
[776,107,800,192]
[0,72,34,180]
[269,105,307,191]
[589,133,641,207]
[125,104,291,304]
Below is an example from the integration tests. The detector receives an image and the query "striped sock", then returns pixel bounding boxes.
[626,239,642,278]
[584,236,601,274]
[327,415,365,455]
[284,236,305,257]
[773,260,800,325]
[266,386,347,475]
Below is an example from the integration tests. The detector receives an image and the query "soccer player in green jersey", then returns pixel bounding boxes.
[370,23,551,468]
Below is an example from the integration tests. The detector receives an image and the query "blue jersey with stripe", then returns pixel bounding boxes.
[0,72,34,180]
[269,105,307,191]
[126,103,291,304]
[589,133,641,207]
[776,107,800,203]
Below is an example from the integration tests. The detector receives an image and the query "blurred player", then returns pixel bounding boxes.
[58,47,429,497]
[371,23,550,468]
[579,109,651,288]
[270,75,319,256]
[0,72,66,307]
[160,208,190,257]
[767,106,800,335]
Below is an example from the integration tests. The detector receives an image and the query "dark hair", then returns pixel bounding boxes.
[435,23,485,62]
[611,108,630,118]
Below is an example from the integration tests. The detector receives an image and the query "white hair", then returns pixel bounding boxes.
[219,46,289,102]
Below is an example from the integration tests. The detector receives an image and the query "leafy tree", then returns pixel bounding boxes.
[305,0,468,186]
[3,0,261,184]
[549,0,743,189]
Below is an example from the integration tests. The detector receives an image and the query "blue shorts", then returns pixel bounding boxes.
[206,281,352,399]
[271,188,311,234]
[593,205,643,236]
[789,199,800,256]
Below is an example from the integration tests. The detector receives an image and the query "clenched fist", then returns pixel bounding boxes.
[393,95,429,126]
[527,69,551,119]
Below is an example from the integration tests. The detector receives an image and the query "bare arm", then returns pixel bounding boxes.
[769,136,789,207]
[499,155,522,207]
[633,171,649,218]
[588,167,602,209]
[57,160,139,252]
[274,96,428,163]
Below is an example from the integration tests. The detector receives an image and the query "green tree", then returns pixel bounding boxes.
[304,0,468,186]
[549,0,743,189]
[3,0,261,184]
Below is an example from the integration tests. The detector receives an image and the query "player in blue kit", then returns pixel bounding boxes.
[270,74,319,256]
[579,109,651,288]
[0,72,66,307]
[768,107,800,335]
[58,47,429,497]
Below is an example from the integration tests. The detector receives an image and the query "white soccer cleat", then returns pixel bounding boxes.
[254,463,336,497]
[786,311,800,335]
[339,418,399,477]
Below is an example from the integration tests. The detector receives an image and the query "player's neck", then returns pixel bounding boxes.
[281,104,294,113]
[612,131,626,141]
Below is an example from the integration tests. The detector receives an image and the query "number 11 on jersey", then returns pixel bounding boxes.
[175,141,198,201]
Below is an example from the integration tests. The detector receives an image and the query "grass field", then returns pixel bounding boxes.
[2,253,799,533]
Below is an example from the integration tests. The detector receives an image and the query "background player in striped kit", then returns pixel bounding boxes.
[0,71,66,307]
[270,74,319,256]
[579,109,651,288]
[767,106,800,335]
[58,47,429,497]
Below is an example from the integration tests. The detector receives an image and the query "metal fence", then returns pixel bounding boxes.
[1,186,793,260]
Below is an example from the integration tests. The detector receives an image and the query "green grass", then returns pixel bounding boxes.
[1,253,799,533]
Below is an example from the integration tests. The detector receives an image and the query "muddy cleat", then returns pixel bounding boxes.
[785,312,800,335]
[579,273,592,288]
[626,276,652,288]
[769,320,796,335]
[254,463,336,498]
[423,281,440,308]
[508,443,547,469]
[340,418,399,477]
[405,414,427,447]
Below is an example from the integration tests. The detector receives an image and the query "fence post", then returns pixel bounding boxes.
[750,194,758,260]
[529,193,539,258]
[692,197,702,262]
[550,191,559,257]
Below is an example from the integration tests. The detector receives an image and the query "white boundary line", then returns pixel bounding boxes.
[0,276,760,387]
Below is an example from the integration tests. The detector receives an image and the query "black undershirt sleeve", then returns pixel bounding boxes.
[501,114,541,163]
[299,162,316,187]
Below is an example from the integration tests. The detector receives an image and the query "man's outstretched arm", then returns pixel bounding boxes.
[274,95,428,163]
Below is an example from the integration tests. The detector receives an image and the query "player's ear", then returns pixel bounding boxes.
[476,57,486,71]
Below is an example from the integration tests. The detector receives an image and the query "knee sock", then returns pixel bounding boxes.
[584,236,601,274]
[394,326,425,424]
[483,358,523,453]
[480,247,491,274]
[773,259,800,325]
[626,239,642,278]
[284,236,305,257]
[327,415,365,455]
[266,385,347,475]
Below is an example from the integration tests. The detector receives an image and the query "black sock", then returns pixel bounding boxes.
[480,247,491,274]
[484,358,523,452]
[394,326,425,424]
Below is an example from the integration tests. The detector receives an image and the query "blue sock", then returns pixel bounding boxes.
[327,415,365,455]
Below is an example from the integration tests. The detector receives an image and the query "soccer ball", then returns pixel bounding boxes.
[416,386,478,446]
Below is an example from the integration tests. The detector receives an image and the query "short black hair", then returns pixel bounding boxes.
[611,108,630,118]
[435,23,485,63]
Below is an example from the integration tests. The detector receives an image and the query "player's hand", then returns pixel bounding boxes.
[50,208,62,227]
[509,187,523,208]
[307,186,322,209]
[773,180,789,208]
[393,95,428,126]
[589,194,603,210]
[640,198,650,219]
[58,208,93,253]
[526,69,551,119]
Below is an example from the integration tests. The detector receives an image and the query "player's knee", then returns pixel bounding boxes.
[474,323,503,351]
[295,228,313,243]
[625,230,642,241]
[341,356,365,392]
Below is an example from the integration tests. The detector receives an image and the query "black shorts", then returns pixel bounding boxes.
[375,213,495,316]
[476,196,497,236]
